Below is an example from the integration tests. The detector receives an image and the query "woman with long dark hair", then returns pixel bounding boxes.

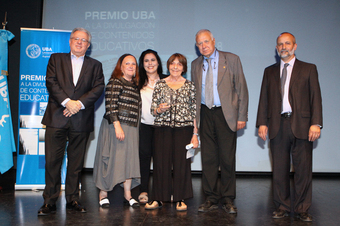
[137,49,167,204]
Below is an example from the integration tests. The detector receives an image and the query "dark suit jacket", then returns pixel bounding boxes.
[42,53,105,132]
[256,59,322,140]
[191,50,248,132]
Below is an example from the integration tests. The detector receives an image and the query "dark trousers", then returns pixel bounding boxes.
[152,126,193,202]
[200,104,236,204]
[270,116,313,213]
[43,122,89,205]
[139,123,155,193]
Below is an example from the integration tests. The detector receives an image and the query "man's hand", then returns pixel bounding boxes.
[65,100,81,115]
[237,121,246,131]
[308,125,321,142]
[258,125,268,141]
[63,109,73,117]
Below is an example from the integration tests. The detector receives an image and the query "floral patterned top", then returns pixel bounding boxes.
[151,79,196,128]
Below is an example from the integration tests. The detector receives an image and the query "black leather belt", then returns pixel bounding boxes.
[211,105,221,109]
[281,112,292,118]
[202,104,221,110]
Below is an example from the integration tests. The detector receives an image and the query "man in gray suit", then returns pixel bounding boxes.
[191,29,248,213]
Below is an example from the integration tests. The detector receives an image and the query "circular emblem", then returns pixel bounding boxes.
[26,44,41,59]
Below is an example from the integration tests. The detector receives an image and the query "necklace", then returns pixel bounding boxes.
[149,77,159,82]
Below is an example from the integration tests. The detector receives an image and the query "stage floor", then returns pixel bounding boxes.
[1,172,339,226]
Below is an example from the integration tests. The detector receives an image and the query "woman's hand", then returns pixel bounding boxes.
[113,121,125,141]
[191,134,199,149]
[156,103,170,114]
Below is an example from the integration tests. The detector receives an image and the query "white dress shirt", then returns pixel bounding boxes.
[61,54,85,109]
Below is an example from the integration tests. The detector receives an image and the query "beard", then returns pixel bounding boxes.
[278,48,295,59]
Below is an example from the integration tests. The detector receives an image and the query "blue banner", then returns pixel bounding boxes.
[16,29,71,187]
[0,29,16,174]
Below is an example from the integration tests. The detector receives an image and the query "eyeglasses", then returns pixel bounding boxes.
[71,37,89,43]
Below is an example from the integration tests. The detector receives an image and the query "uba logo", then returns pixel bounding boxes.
[42,47,52,51]
[26,44,41,59]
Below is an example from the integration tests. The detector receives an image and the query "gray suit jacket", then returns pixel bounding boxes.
[191,50,248,132]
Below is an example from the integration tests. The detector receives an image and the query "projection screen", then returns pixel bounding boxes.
[42,0,340,172]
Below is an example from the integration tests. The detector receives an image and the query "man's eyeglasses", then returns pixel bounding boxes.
[71,37,89,43]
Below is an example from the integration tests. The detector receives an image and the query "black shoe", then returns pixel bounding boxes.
[66,200,87,213]
[123,198,140,208]
[198,200,218,212]
[145,200,163,210]
[37,204,56,216]
[99,197,110,208]
[298,212,312,222]
[272,209,289,219]
[222,203,237,214]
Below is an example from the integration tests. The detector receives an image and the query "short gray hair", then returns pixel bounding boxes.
[71,27,92,43]
[195,29,214,42]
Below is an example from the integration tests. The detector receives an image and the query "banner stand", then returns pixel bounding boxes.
[16,28,71,190]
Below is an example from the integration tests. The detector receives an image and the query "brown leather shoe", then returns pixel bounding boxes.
[37,204,56,216]
[298,212,312,222]
[198,200,218,212]
[272,209,289,218]
[222,203,237,214]
[66,200,87,213]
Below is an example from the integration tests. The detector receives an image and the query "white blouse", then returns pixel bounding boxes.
[141,86,156,125]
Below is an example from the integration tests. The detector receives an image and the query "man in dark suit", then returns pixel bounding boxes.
[38,28,105,216]
[191,29,248,213]
[256,32,322,222]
